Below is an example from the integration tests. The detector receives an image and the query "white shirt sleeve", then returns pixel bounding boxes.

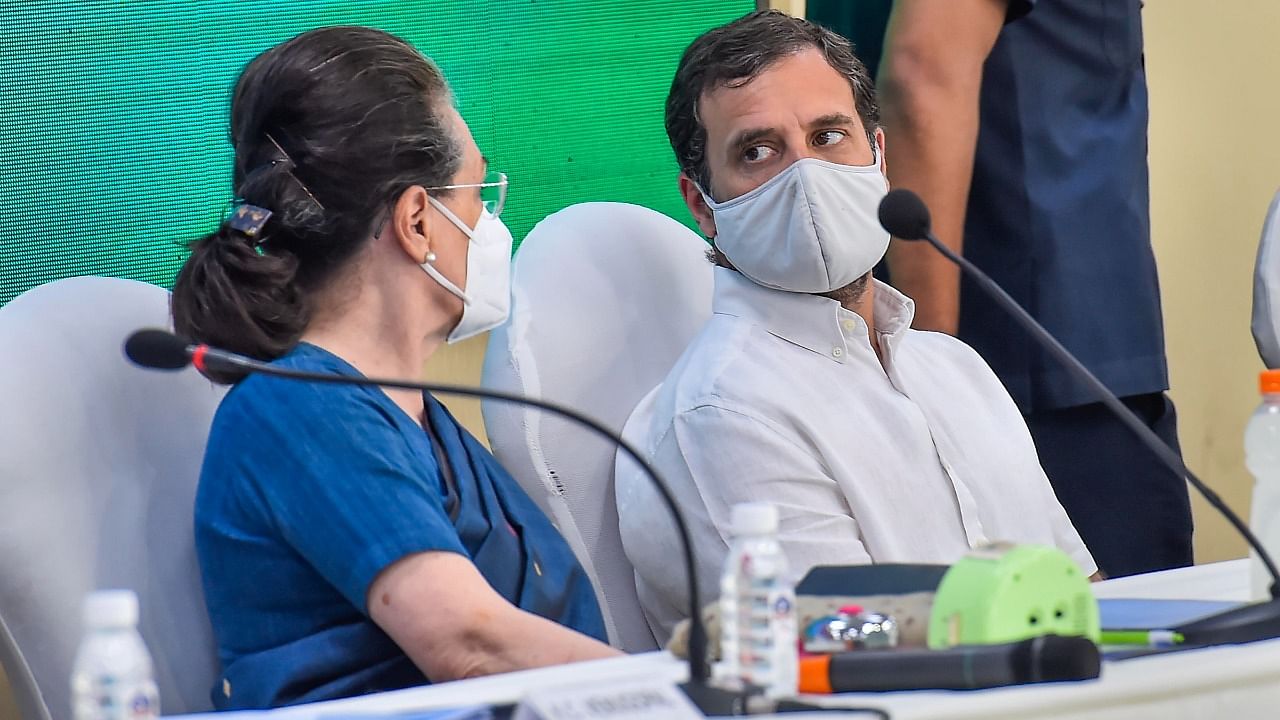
[924,333,1099,577]
[1253,188,1280,369]
[672,403,874,581]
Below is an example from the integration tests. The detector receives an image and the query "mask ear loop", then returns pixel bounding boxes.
[420,257,472,306]
[418,196,476,306]
[428,195,480,239]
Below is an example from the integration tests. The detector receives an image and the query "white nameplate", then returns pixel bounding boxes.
[513,676,704,720]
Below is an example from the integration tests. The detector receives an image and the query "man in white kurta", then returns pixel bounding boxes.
[616,267,1095,640]
[616,11,1094,643]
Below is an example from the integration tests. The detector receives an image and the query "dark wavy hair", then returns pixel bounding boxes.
[665,10,880,191]
[171,27,461,381]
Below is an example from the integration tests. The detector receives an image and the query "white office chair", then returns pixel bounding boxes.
[0,277,225,720]
[481,202,714,652]
[1253,188,1280,369]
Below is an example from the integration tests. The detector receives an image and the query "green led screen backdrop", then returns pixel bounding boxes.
[0,0,749,307]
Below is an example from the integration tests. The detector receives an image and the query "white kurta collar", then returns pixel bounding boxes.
[710,267,916,364]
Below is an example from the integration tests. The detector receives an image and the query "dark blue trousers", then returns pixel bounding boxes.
[1025,393,1195,578]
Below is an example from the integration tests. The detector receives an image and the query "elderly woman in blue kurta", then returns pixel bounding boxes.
[169,27,617,710]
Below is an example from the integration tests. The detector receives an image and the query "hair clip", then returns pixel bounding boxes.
[264,132,326,211]
[227,204,273,239]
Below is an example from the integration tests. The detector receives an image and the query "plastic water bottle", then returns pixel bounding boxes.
[717,502,798,698]
[1249,370,1280,601]
[71,590,160,720]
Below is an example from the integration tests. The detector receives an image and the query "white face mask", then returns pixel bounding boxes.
[702,151,890,293]
[420,197,514,343]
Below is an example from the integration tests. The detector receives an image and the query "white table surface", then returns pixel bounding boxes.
[177,559,1272,719]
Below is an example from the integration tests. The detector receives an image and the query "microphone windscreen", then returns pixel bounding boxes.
[878,189,933,240]
[124,329,192,370]
[1013,635,1101,684]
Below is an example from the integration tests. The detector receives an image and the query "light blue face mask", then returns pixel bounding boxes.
[702,150,890,294]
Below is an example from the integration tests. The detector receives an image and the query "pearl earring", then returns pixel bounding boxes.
[424,251,437,264]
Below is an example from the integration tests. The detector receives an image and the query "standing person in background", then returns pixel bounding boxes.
[811,0,1193,577]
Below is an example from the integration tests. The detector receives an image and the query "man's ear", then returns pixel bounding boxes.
[386,186,435,264]
[678,172,717,239]
[875,127,889,187]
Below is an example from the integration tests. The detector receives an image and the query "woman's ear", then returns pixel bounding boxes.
[388,186,435,264]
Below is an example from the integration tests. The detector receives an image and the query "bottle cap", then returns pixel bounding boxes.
[1262,370,1280,395]
[83,590,139,629]
[731,502,778,535]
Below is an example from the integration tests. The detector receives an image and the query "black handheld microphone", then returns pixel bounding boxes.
[124,329,749,714]
[878,189,1280,645]
[801,635,1100,693]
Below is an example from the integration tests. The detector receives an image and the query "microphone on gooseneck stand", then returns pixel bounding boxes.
[123,329,751,715]
[878,188,1280,646]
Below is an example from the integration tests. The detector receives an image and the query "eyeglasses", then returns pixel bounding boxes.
[426,170,509,217]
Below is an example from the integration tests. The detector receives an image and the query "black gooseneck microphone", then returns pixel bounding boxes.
[878,188,1280,646]
[123,329,750,715]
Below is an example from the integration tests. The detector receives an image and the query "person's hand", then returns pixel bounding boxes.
[666,602,721,660]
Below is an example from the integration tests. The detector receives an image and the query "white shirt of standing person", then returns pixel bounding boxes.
[1252,188,1280,369]
[615,266,1097,643]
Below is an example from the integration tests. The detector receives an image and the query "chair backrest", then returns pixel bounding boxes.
[0,277,225,719]
[481,202,714,652]
[1253,187,1280,369]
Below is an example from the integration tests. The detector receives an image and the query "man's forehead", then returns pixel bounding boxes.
[697,50,858,136]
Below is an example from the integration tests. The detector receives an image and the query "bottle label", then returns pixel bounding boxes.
[75,677,159,720]
[722,566,797,695]
[768,587,798,697]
